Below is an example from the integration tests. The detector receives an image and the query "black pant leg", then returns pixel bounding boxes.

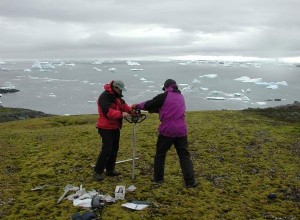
[94,129,115,174]
[106,129,120,172]
[174,136,195,185]
[154,135,173,181]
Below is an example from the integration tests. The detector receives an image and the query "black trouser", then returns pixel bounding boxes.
[94,128,120,174]
[154,135,195,185]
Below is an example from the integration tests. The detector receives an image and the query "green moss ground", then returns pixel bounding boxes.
[0,111,299,219]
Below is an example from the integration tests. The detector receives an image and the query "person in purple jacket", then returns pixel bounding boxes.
[132,79,197,188]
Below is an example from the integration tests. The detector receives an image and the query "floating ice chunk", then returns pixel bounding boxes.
[192,78,201,84]
[255,102,267,105]
[24,69,31,72]
[43,63,55,69]
[49,93,56,97]
[87,100,96,104]
[211,90,225,96]
[243,96,250,101]
[143,80,154,83]
[200,87,209,91]
[140,78,146,81]
[93,67,102,71]
[199,74,218,78]
[32,61,42,69]
[267,85,278,89]
[92,60,103,65]
[178,83,188,86]
[234,76,261,82]
[207,97,226,100]
[179,62,188,65]
[109,68,116,72]
[65,63,75,66]
[246,88,251,92]
[0,60,6,64]
[233,93,242,97]
[130,68,144,71]
[277,81,288,86]
[127,61,140,66]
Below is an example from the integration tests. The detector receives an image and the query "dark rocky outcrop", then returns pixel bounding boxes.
[243,101,300,122]
[0,107,53,123]
[0,88,20,94]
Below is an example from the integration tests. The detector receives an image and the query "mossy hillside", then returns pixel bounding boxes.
[0,111,299,219]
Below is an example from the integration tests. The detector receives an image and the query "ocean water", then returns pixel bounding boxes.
[0,60,299,115]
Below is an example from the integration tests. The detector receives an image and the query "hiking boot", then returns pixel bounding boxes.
[94,172,105,181]
[106,171,121,176]
[151,179,164,184]
[186,181,198,188]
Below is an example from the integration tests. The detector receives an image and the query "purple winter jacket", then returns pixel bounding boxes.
[137,85,187,137]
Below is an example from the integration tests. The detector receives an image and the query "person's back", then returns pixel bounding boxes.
[158,87,187,137]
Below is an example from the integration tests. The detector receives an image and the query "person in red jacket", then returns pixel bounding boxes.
[94,80,131,181]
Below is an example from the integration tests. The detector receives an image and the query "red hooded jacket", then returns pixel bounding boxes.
[96,81,131,129]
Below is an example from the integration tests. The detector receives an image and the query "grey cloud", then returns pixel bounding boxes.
[0,0,299,60]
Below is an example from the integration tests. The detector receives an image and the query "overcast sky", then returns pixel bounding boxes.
[1,0,300,61]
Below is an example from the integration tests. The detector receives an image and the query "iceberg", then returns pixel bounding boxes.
[109,68,116,72]
[24,69,31,72]
[130,68,144,71]
[92,60,103,65]
[267,85,278,89]
[192,78,201,84]
[93,67,102,72]
[199,74,218,78]
[127,61,140,66]
[32,61,42,69]
[207,97,226,100]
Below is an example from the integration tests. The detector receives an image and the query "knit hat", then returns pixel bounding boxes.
[113,80,126,91]
[162,79,176,91]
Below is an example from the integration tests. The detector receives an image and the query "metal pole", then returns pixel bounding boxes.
[132,123,137,179]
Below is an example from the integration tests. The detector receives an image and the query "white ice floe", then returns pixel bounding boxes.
[200,87,209,91]
[179,62,188,65]
[42,63,55,69]
[130,68,144,71]
[207,97,226,100]
[109,68,116,72]
[93,67,102,72]
[267,85,278,89]
[140,78,147,81]
[0,60,6,64]
[199,74,218,78]
[65,63,75,66]
[91,60,103,65]
[234,76,288,89]
[254,102,267,105]
[24,69,31,72]
[192,78,201,84]
[32,61,42,69]
[127,61,140,66]
[233,93,242,97]
[49,93,56,97]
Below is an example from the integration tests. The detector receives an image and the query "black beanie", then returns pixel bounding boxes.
[162,79,176,91]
